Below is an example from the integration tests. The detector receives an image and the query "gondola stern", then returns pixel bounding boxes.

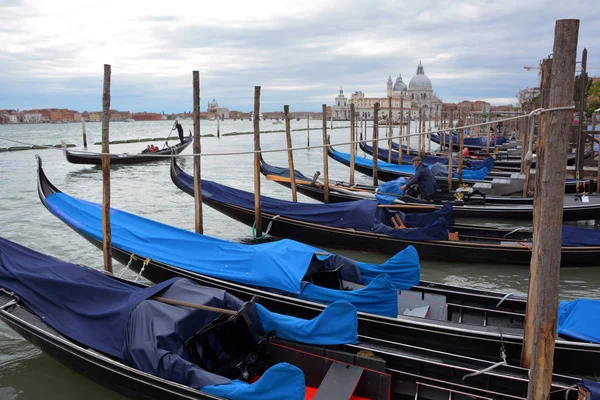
[36,155,62,208]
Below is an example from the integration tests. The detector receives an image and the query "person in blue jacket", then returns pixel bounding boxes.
[400,156,438,200]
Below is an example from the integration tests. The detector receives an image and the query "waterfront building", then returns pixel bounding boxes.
[207,98,229,120]
[332,61,443,121]
[22,112,43,123]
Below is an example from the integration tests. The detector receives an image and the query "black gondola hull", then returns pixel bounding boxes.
[64,137,192,165]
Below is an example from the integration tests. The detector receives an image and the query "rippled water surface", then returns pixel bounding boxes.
[1,119,599,398]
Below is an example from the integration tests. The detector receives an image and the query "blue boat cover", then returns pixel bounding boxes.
[558,298,600,343]
[0,237,357,399]
[361,142,494,171]
[301,275,399,317]
[44,192,420,315]
[190,175,452,241]
[331,148,489,180]
[579,379,600,400]
[376,177,406,204]
[562,225,600,247]
[0,236,176,358]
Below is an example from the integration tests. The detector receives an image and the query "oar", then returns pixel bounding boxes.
[377,204,437,209]
[152,296,237,316]
[164,120,177,147]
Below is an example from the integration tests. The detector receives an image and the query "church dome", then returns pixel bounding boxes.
[408,61,432,90]
[393,75,407,92]
[208,98,219,108]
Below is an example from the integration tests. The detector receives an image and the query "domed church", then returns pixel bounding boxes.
[333,61,442,122]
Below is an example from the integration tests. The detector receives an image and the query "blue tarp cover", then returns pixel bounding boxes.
[376,177,406,204]
[362,142,494,171]
[301,275,399,317]
[188,176,452,242]
[331,148,489,180]
[558,298,600,343]
[0,236,176,358]
[45,191,420,314]
[0,237,358,400]
[562,225,600,247]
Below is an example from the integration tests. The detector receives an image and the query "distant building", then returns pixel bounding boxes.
[2,114,18,123]
[517,87,540,110]
[333,61,443,121]
[331,87,349,120]
[132,112,162,121]
[22,112,43,123]
[207,98,229,120]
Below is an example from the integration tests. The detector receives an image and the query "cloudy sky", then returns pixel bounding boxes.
[1,0,598,113]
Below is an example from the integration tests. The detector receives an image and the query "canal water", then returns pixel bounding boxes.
[0,119,599,399]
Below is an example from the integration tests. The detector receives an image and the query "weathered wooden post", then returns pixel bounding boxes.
[520,116,529,173]
[406,110,411,156]
[458,112,464,186]
[441,111,446,151]
[417,108,422,156]
[372,102,380,185]
[322,104,330,202]
[284,105,297,202]
[253,87,263,236]
[81,117,88,147]
[486,120,492,153]
[428,106,432,153]
[576,48,587,182]
[350,103,356,184]
[422,109,427,154]
[307,115,310,147]
[448,111,454,156]
[192,71,204,234]
[398,97,404,164]
[522,19,579,400]
[388,97,393,163]
[448,122,454,192]
[101,64,112,273]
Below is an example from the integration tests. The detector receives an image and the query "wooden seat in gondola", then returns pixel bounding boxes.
[184,302,265,380]
[305,264,344,290]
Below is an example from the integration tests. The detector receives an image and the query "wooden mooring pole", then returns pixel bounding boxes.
[350,103,356,184]
[322,104,330,202]
[307,115,310,147]
[398,98,404,164]
[447,121,453,192]
[388,97,393,163]
[284,105,297,202]
[81,117,88,147]
[406,110,411,157]
[576,48,587,183]
[192,71,203,234]
[458,111,464,186]
[101,64,112,274]
[253,87,263,235]
[417,108,422,157]
[372,102,380,186]
[522,19,579,400]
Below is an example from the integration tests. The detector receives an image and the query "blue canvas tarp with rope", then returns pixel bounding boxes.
[0,237,358,400]
[330,148,489,181]
[44,191,420,317]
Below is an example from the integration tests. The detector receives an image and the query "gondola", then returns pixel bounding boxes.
[359,140,496,172]
[64,135,192,165]
[2,238,596,400]
[429,132,508,151]
[331,138,594,194]
[36,156,600,376]
[259,156,600,221]
[171,157,600,268]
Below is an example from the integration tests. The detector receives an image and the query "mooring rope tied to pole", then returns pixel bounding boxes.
[1,106,574,159]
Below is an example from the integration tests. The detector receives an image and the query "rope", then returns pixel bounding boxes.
[118,253,136,278]
[252,215,280,240]
[503,227,528,238]
[462,328,508,381]
[134,258,151,283]
[0,105,575,160]
[495,293,515,308]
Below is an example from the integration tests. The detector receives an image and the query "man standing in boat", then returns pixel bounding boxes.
[400,156,438,200]
[174,120,184,144]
